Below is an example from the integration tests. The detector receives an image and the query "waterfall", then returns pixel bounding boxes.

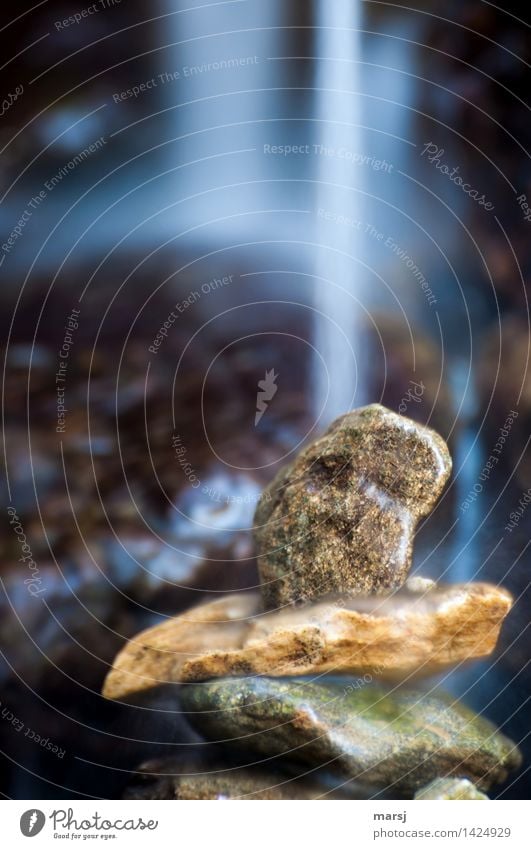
[313,0,367,426]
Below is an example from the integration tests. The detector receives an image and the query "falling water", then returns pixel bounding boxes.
[313,0,367,426]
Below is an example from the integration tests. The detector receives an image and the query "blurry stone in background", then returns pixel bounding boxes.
[422,1,531,313]
[123,755,362,800]
[0,0,158,176]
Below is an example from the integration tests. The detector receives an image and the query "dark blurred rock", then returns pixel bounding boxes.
[421,2,531,312]
[123,756,354,800]
[0,554,129,690]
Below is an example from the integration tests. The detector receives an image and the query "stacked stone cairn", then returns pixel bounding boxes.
[104,405,521,800]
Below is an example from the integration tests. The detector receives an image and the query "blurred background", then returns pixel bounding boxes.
[0,0,530,798]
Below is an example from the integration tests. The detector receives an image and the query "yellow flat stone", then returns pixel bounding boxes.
[102,581,512,701]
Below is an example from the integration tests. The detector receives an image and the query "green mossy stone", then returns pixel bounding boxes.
[181,677,521,796]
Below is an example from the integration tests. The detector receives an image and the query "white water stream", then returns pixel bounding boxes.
[313,0,368,426]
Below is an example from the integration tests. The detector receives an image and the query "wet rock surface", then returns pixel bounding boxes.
[103,580,512,698]
[181,677,521,795]
[254,404,452,607]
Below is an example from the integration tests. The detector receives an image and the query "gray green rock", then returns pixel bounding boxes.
[122,757,358,800]
[415,777,489,800]
[254,404,452,607]
[181,677,521,795]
